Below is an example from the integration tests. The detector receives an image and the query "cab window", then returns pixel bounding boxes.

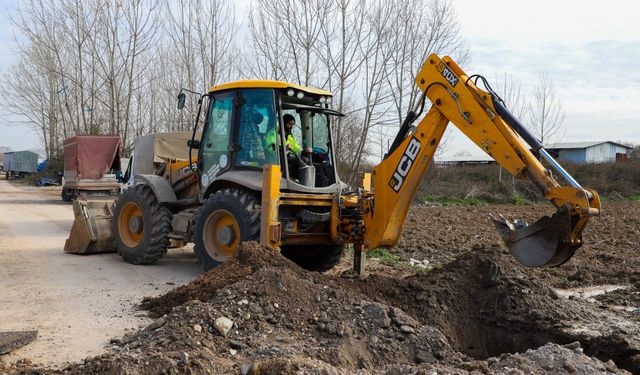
[235,89,279,168]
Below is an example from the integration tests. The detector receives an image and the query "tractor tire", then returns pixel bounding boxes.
[61,188,73,202]
[193,188,260,271]
[281,244,345,272]
[112,184,172,265]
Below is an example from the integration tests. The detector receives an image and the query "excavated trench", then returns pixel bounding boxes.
[337,244,640,373]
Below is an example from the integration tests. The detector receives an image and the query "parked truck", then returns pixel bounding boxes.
[64,132,198,254]
[61,135,122,201]
[3,151,38,179]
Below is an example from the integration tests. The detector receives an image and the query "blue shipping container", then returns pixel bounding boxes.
[4,151,38,174]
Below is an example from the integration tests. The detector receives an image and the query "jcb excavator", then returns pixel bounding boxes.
[65,54,600,273]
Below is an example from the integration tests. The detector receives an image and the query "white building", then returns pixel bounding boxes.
[546,141,631,164]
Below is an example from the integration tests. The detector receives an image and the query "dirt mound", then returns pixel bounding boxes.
[3,241,636,374]
[141,242,306,317]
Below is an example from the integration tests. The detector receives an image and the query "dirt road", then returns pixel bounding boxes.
[0,179,200,367]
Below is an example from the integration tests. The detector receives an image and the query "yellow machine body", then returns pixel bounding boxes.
[259,54,600,271]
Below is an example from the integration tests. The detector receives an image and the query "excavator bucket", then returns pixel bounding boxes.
[64,194,117,254]
[492,210,579,267]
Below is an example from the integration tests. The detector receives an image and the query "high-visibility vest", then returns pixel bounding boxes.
[264,128,302,155]
[264,127,278,150]
[286,133,302,155]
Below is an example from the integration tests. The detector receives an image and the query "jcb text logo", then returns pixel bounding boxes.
[389,137,421,192]
[437,62,459,87]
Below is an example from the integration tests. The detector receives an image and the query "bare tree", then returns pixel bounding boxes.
[528,72,565,146]
[493,73,528,120]
[630,145,640,160]
[91,0,161,148]
[3,0,164,155]
[385,0,469,126]
[160,0,237,139]
[2,0,468,174]
[245,0,329,87]
[345,1,395,183]
[319,0,366,161]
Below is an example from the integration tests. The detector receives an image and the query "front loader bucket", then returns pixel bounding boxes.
[64,194,117,254]
[492,210,579,267]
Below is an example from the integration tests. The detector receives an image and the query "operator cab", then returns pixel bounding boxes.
[183,80,344,198]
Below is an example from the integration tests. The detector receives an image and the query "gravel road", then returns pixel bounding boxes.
[0,178,200,367]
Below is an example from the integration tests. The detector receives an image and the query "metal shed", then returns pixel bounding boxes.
[3,150,38,177]
[546,141,632,164]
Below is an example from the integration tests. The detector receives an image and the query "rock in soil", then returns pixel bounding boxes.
[0,331,37,355]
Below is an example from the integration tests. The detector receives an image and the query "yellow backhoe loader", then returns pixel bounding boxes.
[66,54,600,273]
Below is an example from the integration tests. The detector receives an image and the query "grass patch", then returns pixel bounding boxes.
[629,195,640,202]
[368,248,401,265]
[509,195,533,205]
[418,194,489,206]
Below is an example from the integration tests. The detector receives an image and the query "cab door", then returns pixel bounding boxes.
[199,91,235,189]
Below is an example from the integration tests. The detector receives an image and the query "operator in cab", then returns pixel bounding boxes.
[282,114,312,181]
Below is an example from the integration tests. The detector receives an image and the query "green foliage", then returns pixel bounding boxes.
[629,195,640,202]
[418,194,489,206]
[509,195,532,205]
[368,248,401,265]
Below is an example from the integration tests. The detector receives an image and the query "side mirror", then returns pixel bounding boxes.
[177,92,186,110]
[187,139,201,149]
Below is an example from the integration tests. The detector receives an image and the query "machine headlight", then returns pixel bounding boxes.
[287,89,295,97]
[326,97,332,104]
[319,96,326,103]
[296,91,305,99]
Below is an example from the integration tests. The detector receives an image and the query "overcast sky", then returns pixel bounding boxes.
[446,0,640,157]
[0,0,639,158]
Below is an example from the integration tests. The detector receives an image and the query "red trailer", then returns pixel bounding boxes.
[62,135,122,201]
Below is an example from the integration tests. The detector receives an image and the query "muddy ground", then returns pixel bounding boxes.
[1,185,639,374]
[396,202,640,305]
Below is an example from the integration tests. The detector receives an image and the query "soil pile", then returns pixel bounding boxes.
[1,241,636,374]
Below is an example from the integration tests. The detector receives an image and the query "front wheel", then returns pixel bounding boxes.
[112,184,172,264]
[193,189,260,271]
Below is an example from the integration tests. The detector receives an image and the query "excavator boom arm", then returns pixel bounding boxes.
[361,54,600,268]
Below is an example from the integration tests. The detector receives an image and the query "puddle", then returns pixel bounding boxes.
[554,285,630,301]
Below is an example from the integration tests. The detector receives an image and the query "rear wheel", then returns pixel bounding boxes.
[281,244,344,272]
[112,184,171,264]
[193,188,260,271]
